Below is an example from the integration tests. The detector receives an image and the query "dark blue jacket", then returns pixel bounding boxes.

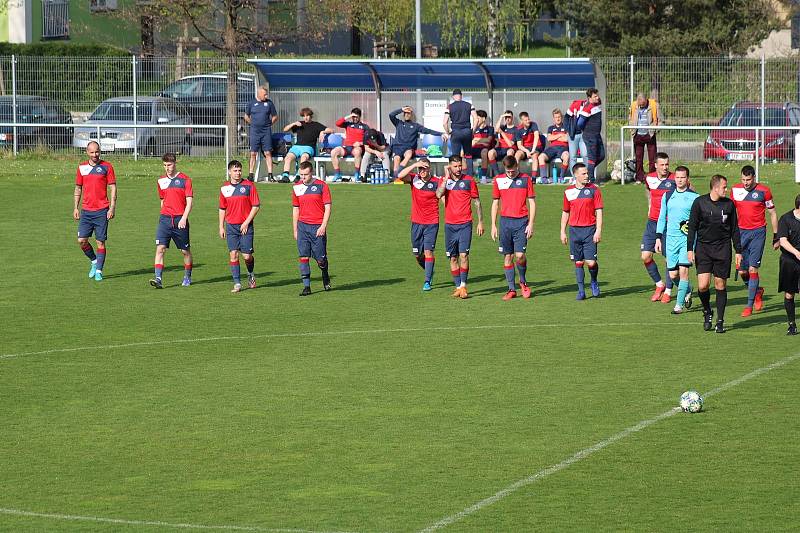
[389,109,442,149]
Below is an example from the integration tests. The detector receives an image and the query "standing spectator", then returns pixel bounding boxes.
[360,128,389,181]
[332,108,370,183]
[73,141,117,282]
[389,106,445,178]
[565,97,588,177]
[280,108,331,183]
[539,108,571,183]
[443,89,477,176]
[245,85,278,182]
[471,110,495,183]
[629,93,662,183]
[579,88,605,182]
[488,110,517,176]
[514,111,543,180]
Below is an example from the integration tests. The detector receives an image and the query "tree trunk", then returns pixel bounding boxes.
[486,0,502,58]
[224,0,239,157]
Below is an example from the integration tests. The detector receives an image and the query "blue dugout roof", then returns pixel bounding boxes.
[247,58,597,91]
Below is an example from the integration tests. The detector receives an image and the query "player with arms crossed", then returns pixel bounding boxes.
[687,175,742,333]
[292,161,332,295]
[730,165,778,317]
[74,141,116,281]
[397,158,441,291]
[150,153,193,289]
[561,163,603,300]
[436,155,484,299]
[491,156,536,300]
[655,166,699,315]
[642,152,675,302]
[219,160,260,293]
[775,194,800,335]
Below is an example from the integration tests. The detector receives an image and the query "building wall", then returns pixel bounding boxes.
[28,0,138,48]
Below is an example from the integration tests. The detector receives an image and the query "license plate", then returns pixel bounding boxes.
[727,152,753,161]
[100,142,115,152]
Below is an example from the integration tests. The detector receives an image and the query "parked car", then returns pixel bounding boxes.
[704,101,800,161]
[73,96,192,156]
[0,95,73,149]
[157,72,256,146]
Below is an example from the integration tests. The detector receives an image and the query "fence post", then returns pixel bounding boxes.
[225,124,230,167]
[629,55,634,105]
[11,54,17,156]
[133,55,138,161]
[755,127,760,182]
[760,55,765,166]
[620,125,625,185]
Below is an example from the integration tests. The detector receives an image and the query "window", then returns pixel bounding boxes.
[42,0,69,39]
[720,108,785,127]
[163,79,201,99]
[90,102,153,122]
[90,0,117,12]
[205,78,227,99]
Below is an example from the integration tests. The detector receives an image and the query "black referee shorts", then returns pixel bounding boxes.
[695,241,732,279]
[778,256,800,294]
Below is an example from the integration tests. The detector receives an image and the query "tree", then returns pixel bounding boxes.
[554,0,785,57]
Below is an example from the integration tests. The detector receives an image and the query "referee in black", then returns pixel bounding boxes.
[687,174,742,333]
[776,194,800,335]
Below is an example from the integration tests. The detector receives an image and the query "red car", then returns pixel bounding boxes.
[704,102,800,161]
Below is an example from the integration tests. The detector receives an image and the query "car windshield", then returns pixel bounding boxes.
[90,102,152,122]
[720,108,785,127]
[0,102,48,121]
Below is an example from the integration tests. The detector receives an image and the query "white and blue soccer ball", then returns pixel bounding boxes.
[679,390,704,413]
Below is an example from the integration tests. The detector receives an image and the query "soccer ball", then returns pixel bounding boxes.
[679,390,704,413]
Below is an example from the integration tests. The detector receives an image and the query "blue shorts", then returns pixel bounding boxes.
[450,128,473,157]
[543,145,567,161]
[569,225,597,262]
[289,145,315,159]
[340,146,360,157]
[498,216,528,255]
[78,208,109,241]
[411,223,439,254]
[155,214,190,250]
[250,128,274,153]
[392,145,415,158]
[226,222,255,254]
[740,227,766,270]
[666,235,690,270]
[297,221,327,260]
[445,222,472,257]
[640,219,666,254]
[470,146,489,160]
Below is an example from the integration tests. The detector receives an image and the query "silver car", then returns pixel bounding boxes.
[73,96,192,156]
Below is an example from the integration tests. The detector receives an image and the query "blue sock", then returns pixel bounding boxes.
[517,259,527,284]
[665,271,674,291]
[504,265,516,290]
[677,279,690,307]
[575,264,585,292]
[589,263,599,282]
[465,156,475,176]
[80,241,96,261]
[644,259,661,284]
[96,246,106,271]
[460,267,469,286]
[184,262,192,280]
[154,263,163,280]
[451,268,461,288]
[490,161,500,175]
[747,273,760,308]
[300,259,311,287]
[353,170,361,181]
[424,257,434,283]
[230,261,240,284]
[334,170,341,179]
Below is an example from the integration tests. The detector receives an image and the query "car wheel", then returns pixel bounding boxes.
[181,136,192,156]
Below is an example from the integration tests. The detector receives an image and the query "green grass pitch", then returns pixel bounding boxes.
[1,157,799,532]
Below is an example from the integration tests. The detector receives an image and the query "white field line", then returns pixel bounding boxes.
[0,507,360,533]
[418,352,800,532]
[0,322,668,361]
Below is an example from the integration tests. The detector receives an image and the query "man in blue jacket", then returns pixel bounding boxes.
[389,106,447,178]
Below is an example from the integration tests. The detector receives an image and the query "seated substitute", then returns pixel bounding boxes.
[538,108,570,183]
[332,108,370,182]
[281,107,332,183]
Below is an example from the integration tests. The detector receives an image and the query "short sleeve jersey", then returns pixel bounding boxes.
[547,124,569,148]
[443,175,479,225]
[410,175,441,225]
[473,125,495,147]
[777,211,800,262]
[446,100,474,130]
[246,98,277,130]
[76,160,116,211]
[563,184,603,227]
[731,183,775,230]
[158,172,193,216]
[219,179,260,225]
[335,117,370,147]
[292,121,327,147]
[645,172,675,221]
[492,173,535,218]
[496,124,518,149]
[516,122,543,150]
[292,179,331,225]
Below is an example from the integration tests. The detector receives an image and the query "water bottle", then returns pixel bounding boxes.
[317,163,326,182]
[551,164,558,183]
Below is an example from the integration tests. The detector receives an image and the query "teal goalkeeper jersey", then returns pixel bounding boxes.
[656,188,700,240]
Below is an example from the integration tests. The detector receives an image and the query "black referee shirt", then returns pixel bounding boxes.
[687,194,742,252]
[777,210,800,262]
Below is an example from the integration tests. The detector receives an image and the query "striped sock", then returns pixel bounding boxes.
[504,264,516,290]
[80,241,96,261]
[747,273,760,308]
[588,263,599,282]
[230,261,240,284]
[424,257,435,283]
[644,259,661,284]
[516,259,527,285]
[451,268,461,288]
[95,246,106,271]
[299,258,311,287]
[154,263,163,280]
[575,262,585,292]
[460,267,469,287]
[184,262,192,280]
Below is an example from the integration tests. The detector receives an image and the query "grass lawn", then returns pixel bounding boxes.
[1,156,798,532]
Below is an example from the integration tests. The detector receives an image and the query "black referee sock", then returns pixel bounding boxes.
[716,288,728,322]
[785,297,796,324]
[699,289,712,314]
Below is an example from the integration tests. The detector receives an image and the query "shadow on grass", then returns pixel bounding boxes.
[331,277,405,291]
[188,271,276,287]
[105,263,207,279]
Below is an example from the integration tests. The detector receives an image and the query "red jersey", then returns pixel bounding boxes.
[563,184,603,227]
[496,124,518,149]
[410,174,441,225]
[645,172,675,221]
[546,124,569,148]
[157,173,193,216]
[335,117,370,147]
[472,125,495,148]
[515,122,543,150]
[443,175,479,225]
[731,183,774,230]
[75,160,116,211]
[492,173,535,218]
[219,179,260,225]
[292,178,331,225]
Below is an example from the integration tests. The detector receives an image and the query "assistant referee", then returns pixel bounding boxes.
[687,174,742,333]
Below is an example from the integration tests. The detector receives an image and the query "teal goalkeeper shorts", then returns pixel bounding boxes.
[666,234,690,270]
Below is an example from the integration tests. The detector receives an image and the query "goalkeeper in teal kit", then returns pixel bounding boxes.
[655,166,699,314]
